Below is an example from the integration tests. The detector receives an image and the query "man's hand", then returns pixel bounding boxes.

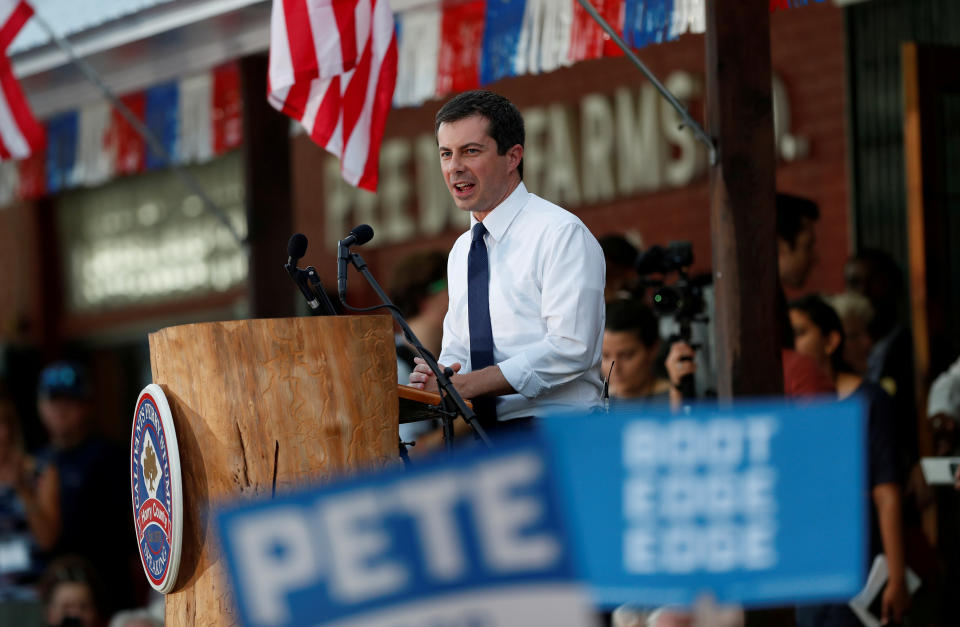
[881,575,910,624]
[408,357,461,394]
[665,340,697,387]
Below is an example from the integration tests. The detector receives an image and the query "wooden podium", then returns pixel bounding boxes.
[148,316,398,624]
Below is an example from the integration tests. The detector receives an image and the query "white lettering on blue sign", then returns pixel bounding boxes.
[621,416,780,575]
[224,451,559,625]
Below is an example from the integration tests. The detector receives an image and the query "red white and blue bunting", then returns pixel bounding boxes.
[0,62,241,204]
[393,0,707,107]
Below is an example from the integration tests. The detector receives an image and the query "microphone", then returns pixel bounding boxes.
[338,225,374,300]
[287,232,308,264]
[340,224,374,248]
[285,233,321,312]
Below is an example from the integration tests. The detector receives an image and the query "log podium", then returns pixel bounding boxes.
[148,315,399,624]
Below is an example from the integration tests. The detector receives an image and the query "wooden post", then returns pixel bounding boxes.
[706,5,790,625]
[240,54,296,319]
[149,316,398,625]
[705,0,783,400]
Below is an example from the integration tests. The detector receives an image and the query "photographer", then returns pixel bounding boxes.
[602,299,700,411]
[632,242,711,408]
[602,299,672,402]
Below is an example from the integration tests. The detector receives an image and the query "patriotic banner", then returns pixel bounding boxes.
[3,62,242,202]
[267,0,399,192]
[771,0,827,11]
[393,0,708,109]
[0,0,44,161]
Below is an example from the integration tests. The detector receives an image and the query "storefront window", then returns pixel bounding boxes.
[58,153,247,312]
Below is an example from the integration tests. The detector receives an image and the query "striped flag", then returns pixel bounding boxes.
[0,0,43,161]
[268,0,398,192]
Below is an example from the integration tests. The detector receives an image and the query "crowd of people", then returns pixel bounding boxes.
[0,362,162,626]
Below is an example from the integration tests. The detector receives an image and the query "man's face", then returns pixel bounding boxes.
[437,115,521,218]
[778,217,817,289]
[38,397,89,447]
[602,330,659,398]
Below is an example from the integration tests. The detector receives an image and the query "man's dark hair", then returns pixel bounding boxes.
[776,193,819,246]
[789,294,849,374]
[389,250,448,317]
[599,234,639,269]
[847,248,903,296]
[435,90,525,179]
[605,299,661,348]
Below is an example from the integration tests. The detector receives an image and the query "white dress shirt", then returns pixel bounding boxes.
[439,182,606,420]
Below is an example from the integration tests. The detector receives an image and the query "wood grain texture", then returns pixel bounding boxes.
[149,316,397,625]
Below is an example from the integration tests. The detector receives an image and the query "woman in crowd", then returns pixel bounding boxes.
[0,397,60,598]
[39,555,105,627]
[789,295,909,626]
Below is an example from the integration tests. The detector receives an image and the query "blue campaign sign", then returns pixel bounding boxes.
[214,438,594,627]
[538,399,867,609]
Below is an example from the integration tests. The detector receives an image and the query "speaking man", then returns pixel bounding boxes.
[408,90,605,431]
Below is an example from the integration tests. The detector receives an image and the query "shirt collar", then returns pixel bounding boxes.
[470,181,529,241]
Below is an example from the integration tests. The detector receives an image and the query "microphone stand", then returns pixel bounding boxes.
[340,247,492,451]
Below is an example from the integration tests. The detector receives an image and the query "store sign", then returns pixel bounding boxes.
[324,72,808,249]
[59,153,247,311]
[214,439,593,627]
[538,400,866,608]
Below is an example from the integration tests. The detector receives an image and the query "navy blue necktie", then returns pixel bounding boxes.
[468,222,497,423]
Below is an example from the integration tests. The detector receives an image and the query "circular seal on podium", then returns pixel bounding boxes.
[130,384,183,593]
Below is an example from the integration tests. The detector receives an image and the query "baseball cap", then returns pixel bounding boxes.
[928,359,960,422]
[37,361,89,399]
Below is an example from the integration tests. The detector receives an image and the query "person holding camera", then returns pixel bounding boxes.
[602,299,699,410]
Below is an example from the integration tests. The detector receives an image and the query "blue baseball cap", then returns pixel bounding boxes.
[37,361,89,399]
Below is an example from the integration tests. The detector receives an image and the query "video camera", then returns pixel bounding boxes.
[634,241,712,400]
[634,242,710,328]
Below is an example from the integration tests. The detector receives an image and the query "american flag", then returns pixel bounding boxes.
[268,0,398,192]
[0,0,43,161]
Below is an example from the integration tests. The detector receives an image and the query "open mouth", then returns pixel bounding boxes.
[453,182,475,196]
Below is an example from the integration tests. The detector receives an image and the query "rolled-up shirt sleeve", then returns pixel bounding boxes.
[497,223,605,398]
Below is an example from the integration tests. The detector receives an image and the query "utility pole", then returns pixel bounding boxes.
[706,0,783,401]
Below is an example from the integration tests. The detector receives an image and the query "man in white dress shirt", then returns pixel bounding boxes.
[408,90,605,428]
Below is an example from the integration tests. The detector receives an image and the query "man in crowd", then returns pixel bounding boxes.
[408,90,605,431]
[775,193,834,396]
[35,361,139,614]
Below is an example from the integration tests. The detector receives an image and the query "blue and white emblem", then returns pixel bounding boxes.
[130,384,183,593]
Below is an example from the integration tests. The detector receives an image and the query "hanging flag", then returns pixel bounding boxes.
[45,110,77,193]
[105,92,147,176]
[212,62,242,155]
[570,0,626,62]
[267,0,398,192]
[480,0,527,86]
[0,0,44,161]
[394,7,440,107]
[436,0,484,97]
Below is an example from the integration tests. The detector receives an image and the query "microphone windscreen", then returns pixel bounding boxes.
[287,233,308,259]
[351,224,374,246]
